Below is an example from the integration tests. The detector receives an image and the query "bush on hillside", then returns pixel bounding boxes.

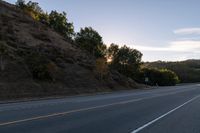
[16,0,74,39]
[25,52,57,81]
[144,60,200,83]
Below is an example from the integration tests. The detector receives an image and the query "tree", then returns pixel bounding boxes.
[96,44,107,58]
[25,1,44,20]
[16,0,26,9]
[107,43,119,62]
[16,0,44,21]
[111,45,142,79]
[16,0,43,13]
[49,11,74,39]
[26,1,43,14]
[94,57,109,80]
[75,27,105,57]
[38,12,49,25]
[15,1,74,39]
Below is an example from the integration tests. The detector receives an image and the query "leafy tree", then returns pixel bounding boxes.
[111,45,142,79]
[16,0,48,24]
[49,11,74,39]
[16,0,26,9]
[26,1,44,20]
[75,27,105,57]
[94,57,109,80]
[38,12,49,25]
[26,1,43,14]
[96,44,107,58]
[107,43,119,62]
[15,1,74,39]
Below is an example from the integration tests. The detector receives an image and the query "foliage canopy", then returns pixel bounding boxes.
[75,27,106,58]
[109,45,143,79]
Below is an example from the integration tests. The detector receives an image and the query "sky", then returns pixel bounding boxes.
[5,0,200,61]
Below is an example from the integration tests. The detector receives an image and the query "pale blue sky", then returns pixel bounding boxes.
[5,0,200,61]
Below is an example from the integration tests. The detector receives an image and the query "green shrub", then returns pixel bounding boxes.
[139,68,180,86]
[16,0,74,39]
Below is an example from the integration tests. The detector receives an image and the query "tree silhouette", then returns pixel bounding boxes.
[16,0,26,9]
[75,27,105,58]
[111,45,142,79]
[49,11,74,39]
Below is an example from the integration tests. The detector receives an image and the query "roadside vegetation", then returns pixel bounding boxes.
[138,68,180,86]
[144,60,200,83]
[13,0,180,86]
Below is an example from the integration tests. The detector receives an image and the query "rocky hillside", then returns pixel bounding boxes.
[0,1,141,100]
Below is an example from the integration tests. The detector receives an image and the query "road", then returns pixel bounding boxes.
[0,84,200,133]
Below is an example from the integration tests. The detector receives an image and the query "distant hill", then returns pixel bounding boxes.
[144,60,200,83]
[0,1,142,100]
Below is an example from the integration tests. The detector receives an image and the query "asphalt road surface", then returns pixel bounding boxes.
[0,84,200,133]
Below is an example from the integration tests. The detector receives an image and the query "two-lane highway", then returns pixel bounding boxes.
[0,84,200,133]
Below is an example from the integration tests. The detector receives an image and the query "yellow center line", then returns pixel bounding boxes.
[0,98,142,126]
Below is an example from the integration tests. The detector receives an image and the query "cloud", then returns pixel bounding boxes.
[133,45,169,51]
[133,40,200,53]
[169,40,200,51]
[136,28,200,61]
[174,28,200,35]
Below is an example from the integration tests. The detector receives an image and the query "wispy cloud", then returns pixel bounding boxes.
[126,28,200,61]
[169,40,200,51]
[133,45,169,51]
[174,28,200,35]
[134,40,200,52]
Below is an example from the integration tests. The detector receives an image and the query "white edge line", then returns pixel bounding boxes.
[131,95,200,133]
